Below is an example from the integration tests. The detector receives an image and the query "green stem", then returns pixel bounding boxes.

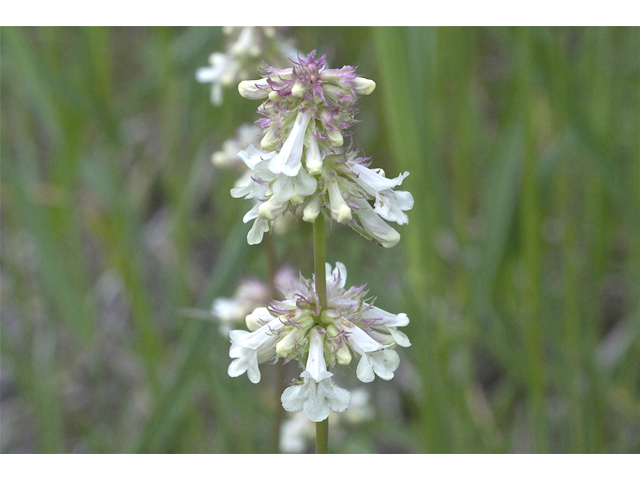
[313,215,327,310]
[313,215,329,453]
[315,418,329,454]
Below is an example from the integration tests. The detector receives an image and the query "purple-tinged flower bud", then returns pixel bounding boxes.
[238,78,271,99]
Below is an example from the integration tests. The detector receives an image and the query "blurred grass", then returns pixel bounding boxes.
[1,26,639,453]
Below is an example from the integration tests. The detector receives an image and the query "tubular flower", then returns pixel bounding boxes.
[227,262,410,421]
[281,327,351,422]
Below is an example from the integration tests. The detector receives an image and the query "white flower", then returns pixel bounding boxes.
[351,197,401,248]
[355,348,400,383]
[268,110,313,177]
[336,317,400,383]
[281,327,351,422]
[271,167,317,203]
[243,204,271,245]
[349,162,414,225]
[196,52,229,106]
[230,145,276,200]
[228,317,285,383]
[327,177,352,224]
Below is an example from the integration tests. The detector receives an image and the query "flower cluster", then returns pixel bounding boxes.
[227,263,410,422]
[196,27,298,106]
[232,50,413,247]
[233,145,413,247]
[239,50,375,173]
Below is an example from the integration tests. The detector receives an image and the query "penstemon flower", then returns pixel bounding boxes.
[227,262,410,422]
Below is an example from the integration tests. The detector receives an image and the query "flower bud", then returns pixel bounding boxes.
[327,180,352,224]
[238,79,270,99]
[327,129,343,147]
[260,126,279,151]
[302,196,321,223]
[275,328,299,357]
[335,343,352,365]
[245,307,272,331]
[291,81,306,98]
[325,324,340,337]
[321,309,341,324]
[305,137,323,175]
[353,77,376,95]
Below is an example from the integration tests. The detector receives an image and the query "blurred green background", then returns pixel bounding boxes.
[1,26,638,454]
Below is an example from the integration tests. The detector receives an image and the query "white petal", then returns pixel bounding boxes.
[272,176,295,202]
[356,355,375,383]
[371,349,400,380]
[242,203,260,223]
[305,136,323,174]
[387,327,411,347]
[269,111,312,177]
[320,379,351,413]
[237,144,275,170]
[326,262,347,289]
[306,328,329,382]
[293,168,318,197]
[248,218,269,245]
[327,179,352,223]
[339,319,385,354]
[303,396,331,422]
[362,306,410,328]
[352,198,400,248]
[281,384,307,413]
[350,163,408,194]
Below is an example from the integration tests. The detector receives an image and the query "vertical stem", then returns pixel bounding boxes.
[315,419,329,454]
[313,215,329,453]
[313,215,327,310]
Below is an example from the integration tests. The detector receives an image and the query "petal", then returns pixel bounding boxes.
[293,168,318,197]
[356,355,375,383]
[242,203,260,223]
[237,144,269,170]
[387,327,411,347]
[340,319,385,354]
[350,163,408,194]
[269,111,312,177]
[247,217,269,245]
[371,349,400,380]
[352,198,400,248]
[320,378,351,413]
[303,388,331,422]
[272,176,295,202]
[238,78,271,99]
[281,384,308,413]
